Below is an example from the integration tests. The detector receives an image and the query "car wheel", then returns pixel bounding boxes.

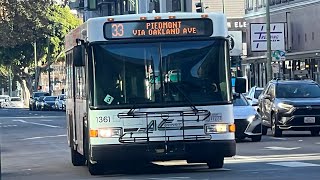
[271,114,282,137]
[251,135,262,142]
[310,129,320,136]
[262,125,268,135]
[207,156,224,169]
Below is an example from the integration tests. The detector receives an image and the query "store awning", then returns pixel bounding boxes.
[242,49,320,64]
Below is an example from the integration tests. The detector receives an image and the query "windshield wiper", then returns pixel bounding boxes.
[168,82,199,112]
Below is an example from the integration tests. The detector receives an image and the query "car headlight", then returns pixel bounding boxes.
[247,114,261,122]
[205,124,235,134]
[278,103,293,111]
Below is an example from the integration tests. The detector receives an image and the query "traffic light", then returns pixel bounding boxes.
[195,2,203,13]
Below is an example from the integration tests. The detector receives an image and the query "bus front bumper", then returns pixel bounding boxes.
[90,140,236,162]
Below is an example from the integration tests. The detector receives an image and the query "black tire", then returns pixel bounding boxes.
[207,156,224,169]
[262,125,268,135]
[251,135,262,142]
[88,161,104,175]
[71,148,86,166]
[271,114,282,137]
[310,130,320,136]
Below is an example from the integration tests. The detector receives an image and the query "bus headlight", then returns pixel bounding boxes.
[98,128,121,138]
[205,124,229,134]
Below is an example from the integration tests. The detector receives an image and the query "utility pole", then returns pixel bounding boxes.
[47,37,52,95]
[222,0,225,13]
[34,41,38,91]
[266,0,273,81]
[8,65,12,96]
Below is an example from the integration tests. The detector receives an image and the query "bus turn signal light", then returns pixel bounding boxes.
[90,129,98,137]
[229,124,236,132]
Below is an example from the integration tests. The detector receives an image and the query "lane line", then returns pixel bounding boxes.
[13,120,60,128]
[0,116,65,119]
[268,162,320,167]
[21,134,67,140]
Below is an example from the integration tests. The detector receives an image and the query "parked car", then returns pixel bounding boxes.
[40,96,58,111]
[35,96,46,110]
[0,95,10,108]
[233,93,262,142]
[10,97,24,108]
[246,86,264,108]
[258,80,320,137]
[29,92,50,110]
[55,94,66,111]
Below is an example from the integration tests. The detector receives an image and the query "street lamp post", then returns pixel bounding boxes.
[222,0,225,13]
[266,0,273,81]
[33,41,38,91]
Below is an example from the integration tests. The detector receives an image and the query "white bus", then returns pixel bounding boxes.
[65,12,246,175]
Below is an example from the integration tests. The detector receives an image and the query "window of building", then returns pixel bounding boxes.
[246,0,254,10]
[256,0,264,7]
[312,32,315,40]
[149,0,160,13]
[167,0,185,12]
[305,33,307,42]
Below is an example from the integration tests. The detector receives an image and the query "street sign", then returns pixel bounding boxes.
[272,50,286,61]
[250,23,285,51]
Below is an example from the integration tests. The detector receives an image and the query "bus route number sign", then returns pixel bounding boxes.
[103,19,213,40]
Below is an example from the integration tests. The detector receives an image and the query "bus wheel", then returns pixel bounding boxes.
[88,161,104,175]
[71,148,86,166]
[207,156,224,169]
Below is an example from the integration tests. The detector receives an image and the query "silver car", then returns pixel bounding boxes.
[233,94,262,142]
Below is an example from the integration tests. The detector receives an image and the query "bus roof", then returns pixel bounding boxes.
[65,12,228,51]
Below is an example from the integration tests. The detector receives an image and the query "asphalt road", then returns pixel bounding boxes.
[1,108,320,180]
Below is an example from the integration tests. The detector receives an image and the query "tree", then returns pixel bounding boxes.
[0,0,81,103]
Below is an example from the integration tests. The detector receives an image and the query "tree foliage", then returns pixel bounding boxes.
[0,0,81,98]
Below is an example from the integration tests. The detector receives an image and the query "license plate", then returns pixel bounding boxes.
[304,117,315,123]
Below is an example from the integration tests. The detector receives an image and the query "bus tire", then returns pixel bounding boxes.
[88,161,104,175]
[207,156,224,169]
[71,148,86,166]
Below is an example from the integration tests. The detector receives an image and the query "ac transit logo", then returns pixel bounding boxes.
[158,114,182,130]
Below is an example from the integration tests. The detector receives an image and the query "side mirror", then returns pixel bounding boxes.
[73,45,85,67]
[235,77,247,94]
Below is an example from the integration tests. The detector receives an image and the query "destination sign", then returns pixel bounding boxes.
[103,19,213,40]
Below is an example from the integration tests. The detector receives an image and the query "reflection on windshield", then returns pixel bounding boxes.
[44,97,57,101]
[254,90,263,99]
[276,84,320,98]
[92,40,229,107]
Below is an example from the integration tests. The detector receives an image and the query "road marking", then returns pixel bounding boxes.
[268,162,320,167]
[13,119,60,128]
[264,146,301,150]
[226,153,320,164]
[21,134,67,140]
[0,125,18,128]
[0,116,65,120]
[316,142,320,145]
[40,120,53,122]
[269,137,288,140]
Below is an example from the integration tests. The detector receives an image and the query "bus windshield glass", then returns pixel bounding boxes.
[91,39,230,108]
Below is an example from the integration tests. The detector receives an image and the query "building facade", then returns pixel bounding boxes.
[244,0,320,88]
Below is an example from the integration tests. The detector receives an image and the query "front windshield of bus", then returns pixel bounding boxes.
[91,39,230,108]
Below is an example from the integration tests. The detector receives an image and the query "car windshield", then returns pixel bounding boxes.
[233,94,249,106]
[44,97,57,101]
[11,97,21,101]
[34,92,50,97]
[91,39,230,108]
[254,89,263,99]
[59,95,65,100]
[276,83,320,98]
